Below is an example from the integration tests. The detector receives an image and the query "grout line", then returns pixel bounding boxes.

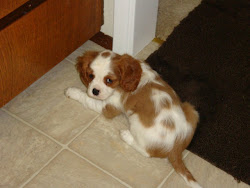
[65,114,100,146]
[19,148,64,188]
[3,109,131,187]
[2,109,99,148]
[68,148,132,188]
[65,58,76,65]
[2,108,197,188]
[157,151,190,188]
[183,150,191,159]
[157,169,175,188]
[2,109,65,147]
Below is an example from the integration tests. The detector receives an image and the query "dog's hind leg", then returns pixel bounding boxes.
[120,130,150,157]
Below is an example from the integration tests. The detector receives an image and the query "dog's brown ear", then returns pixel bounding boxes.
[113,54,142,92]
[76,51,99,86]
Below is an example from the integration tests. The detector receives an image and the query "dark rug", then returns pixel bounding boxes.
[146,0,250,184]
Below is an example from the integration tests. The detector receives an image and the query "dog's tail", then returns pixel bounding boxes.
[167,102,201,187]
[168,153,202,188]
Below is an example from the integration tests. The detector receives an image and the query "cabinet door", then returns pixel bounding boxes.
[0,0,103,106]
[0,0,29,19]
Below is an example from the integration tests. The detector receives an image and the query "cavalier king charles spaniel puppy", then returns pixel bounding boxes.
[65,50,201,188]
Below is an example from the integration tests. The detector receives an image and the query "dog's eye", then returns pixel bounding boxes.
[89,74,94,79]
[106,78,113,84]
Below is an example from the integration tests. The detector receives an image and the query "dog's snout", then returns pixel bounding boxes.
[92,88,100,96]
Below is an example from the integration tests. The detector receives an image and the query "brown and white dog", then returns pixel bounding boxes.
[65,50,201,188]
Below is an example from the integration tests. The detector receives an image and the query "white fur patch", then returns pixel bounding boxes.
[88,52,115,100]
[136,62,160,90]
[151,88,172,113]
[128,113,154,148]
[181,174,202,188]
[127,113,172,152]
[160,106,192,141]
[120,129,134,145]
[105,90,123,111]
[125,105,193,153]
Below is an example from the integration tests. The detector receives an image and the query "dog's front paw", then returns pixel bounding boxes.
[65,87,83,101]
[120,130,134,145]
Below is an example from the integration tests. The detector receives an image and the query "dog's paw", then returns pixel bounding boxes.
[65,87,83,100]
[120,130,134,145]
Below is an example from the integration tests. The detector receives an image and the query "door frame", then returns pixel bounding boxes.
[112,0,159,56]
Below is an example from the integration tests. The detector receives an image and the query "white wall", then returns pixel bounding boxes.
[113,0,158,55]
[133,0,158,55]
[101,0,114,37]
[101,0,158,56]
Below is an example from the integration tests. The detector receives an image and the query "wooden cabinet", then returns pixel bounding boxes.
[0,0,30,19]
[0,0,103,107]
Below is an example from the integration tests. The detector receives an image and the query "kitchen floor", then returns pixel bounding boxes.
[1,40,248,188]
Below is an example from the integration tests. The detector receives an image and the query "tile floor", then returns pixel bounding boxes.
[1,41,249,188]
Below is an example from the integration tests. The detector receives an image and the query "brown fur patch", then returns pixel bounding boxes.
[101,51,111,58]
[111,53,121,61]
[168,150,196,182]
[147,147,169,158]
[161,118,175,131]
[147,135,187,159]
[152,78,181,106]
[112,54,142,92]
[76,51,99,87]
[124,83,156,128]
[102,104,122,119]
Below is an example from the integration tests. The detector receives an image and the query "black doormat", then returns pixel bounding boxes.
[146,0,250,184]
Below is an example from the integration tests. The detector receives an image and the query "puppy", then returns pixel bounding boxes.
[65,50,201,188]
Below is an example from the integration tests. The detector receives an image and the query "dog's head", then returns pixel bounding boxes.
[76,51,142,100]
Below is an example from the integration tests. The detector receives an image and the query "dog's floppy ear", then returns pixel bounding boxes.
[113,54,142,92]
[76,51,99,86]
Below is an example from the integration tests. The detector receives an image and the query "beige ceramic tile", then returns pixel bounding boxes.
[66,40,105,64]
[4,60,98,144]
[135,41,161,61]
[70,115,188,188]
[162,152,249,188]
[25,150,126,188]
[0,109,60,187]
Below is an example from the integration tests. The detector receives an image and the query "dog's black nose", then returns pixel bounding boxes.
[92,88,100,96]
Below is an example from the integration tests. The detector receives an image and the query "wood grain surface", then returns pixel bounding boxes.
[0,0,29,19]
[0,0,103,107]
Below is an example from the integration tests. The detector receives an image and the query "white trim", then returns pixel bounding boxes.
[101,0,114,37]
[127,0,136,54]
[113,0,159,56]
[113,0,135,55]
